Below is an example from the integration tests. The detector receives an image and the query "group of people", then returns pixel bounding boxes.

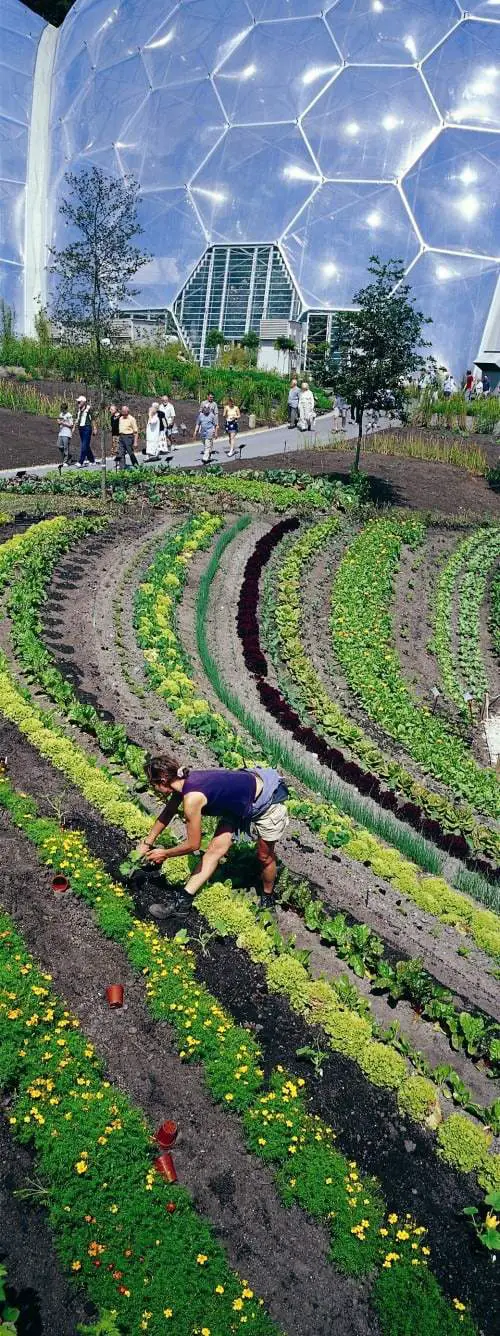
[56,390,243,468]
[287,378,316,431]
[442,370,491,399]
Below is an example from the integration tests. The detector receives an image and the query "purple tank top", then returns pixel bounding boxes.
[183,769,257,821]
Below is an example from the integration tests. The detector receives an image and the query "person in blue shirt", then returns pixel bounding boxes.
[195,403,217,463]
[135,754,289,900]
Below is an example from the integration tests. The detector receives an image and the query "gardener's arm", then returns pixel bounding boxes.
[135,793,182,856]
[144,794,203,864]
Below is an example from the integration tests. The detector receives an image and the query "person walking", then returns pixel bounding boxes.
[117,404,139,468]
[194,403,217,463]
[159,394,176,449]
[56,402,74,465]
[287,377,300,427]
[298,381,316,431]
[223,397,240,457]
[442,373,456,398]
[145,402,162,458]
[464,370,474,400]
[109,403,120,463]
[75,396,97,467]
[200,392,219,436]
[135,754,289,905]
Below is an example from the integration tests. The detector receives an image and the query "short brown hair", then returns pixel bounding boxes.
[146,754,188,786]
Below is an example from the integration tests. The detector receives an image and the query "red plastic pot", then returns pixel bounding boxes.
[105,984,124,1008]
[156,1120,177,1149]
[52,874,69,894]
[154,1152,177,1183]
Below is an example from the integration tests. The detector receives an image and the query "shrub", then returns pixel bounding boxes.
[358,1041,407,1090]
[397,1077,442,1128]
[437,1114,492,1174]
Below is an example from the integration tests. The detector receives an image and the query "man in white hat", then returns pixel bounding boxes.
[75,396,98,467]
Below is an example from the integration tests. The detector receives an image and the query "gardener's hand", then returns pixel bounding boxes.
[135,841,153,858]
[145,847,169,865]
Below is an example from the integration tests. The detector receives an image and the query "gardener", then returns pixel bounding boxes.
[136,755,289,901]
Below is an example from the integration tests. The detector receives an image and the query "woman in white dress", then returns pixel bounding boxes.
[298,382,316,431]
[146,402,165,457]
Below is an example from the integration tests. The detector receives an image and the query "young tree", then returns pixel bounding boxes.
[205,328,225,361]
[240,329,259,364]
[331,256,431,470]
[49,165,150,494]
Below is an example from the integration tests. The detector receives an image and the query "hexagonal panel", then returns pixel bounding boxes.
[303,65,439,181]
[190,123,319,241]
[214,18,339,124]
[404,250,499,375]
[458,2,500,15]
[325,0,460,66]
[129,188,205,306]
[424,20,500,131]
[117,82,225,188]
[404,127,500,257]
[281,181,420,307]
[0,258,23,313]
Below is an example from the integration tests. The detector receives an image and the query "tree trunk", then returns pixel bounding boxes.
[99,378,107,503]
[353,408,363,471]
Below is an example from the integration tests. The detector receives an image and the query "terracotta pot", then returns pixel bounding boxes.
[52,874,69,893]
[154,1152,177,1183]
[156,1120,177,1149]
[105,984,124,1008]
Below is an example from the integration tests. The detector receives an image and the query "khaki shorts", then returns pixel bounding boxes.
[251,802,289,844]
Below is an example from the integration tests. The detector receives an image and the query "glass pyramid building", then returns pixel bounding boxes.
[3,0,500,372]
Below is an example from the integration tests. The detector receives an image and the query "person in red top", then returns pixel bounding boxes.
[465,370,474,400]
[135,755,289,902]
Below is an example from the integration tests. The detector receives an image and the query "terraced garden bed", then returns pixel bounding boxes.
[0,463,498,1336]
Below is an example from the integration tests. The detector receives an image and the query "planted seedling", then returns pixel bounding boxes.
[0,1263,19,1336]
[296,1043,329,1078]
[463,1190,500,1252]
[119,849,147,878]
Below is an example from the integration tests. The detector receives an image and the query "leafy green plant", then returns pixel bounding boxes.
[296,1043,329,1077]
[0,1265,19,1335]
[431,527,500,715]
[463,1191,500,1252]
[331,516,500,817]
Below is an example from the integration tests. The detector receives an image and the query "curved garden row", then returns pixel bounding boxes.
[240,515,500,873]
[432,527,500,716]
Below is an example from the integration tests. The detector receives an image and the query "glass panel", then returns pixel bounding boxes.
[282,181,419,307]
[248,1,324,16]
[215,18,339,124]
[424,19,500,131]
[250,245,271,329]
[0,119,29,185]
[140,0,252,85]
[129,188,205,307]
[0,180,26,265]
[325,0,460,65]
[404,250,499,376]
[173,248,211,358]
[117,82,225,187]
[0,259,24,318]
[191,123,319,242]
[303,65,439,181]
[404,127,500,257]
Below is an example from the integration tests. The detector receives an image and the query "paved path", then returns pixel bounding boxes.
[0,411,385,480]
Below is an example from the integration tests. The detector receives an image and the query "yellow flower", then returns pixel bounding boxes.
[163,1309,173,1318]
[201,1329,211,1335]
[396,1230,409,1241]
[215,1285,225,1295]
[453,1301,466,1313]
[196,1254,208,1265]
[75,1160,88,1174]
[224,1093,234,1102]
[485,1213,499,1230]
[388,1213,398,1224]
[233,1299,244,1311]
[242,1288,254,1299]
[422,1246,431,1256]
[71,1260,81,1271]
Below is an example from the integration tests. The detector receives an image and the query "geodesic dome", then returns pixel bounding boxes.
[5,0,500,372]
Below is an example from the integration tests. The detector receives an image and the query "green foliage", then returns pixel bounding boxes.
[397,1077,442,1127]
[263,517,497,864]
[431,526,500,715]
[331,515,500,817]
[328,429,488,475]
[437,1115,492,1174]
[490,568,500,660]
[373,1258,476,1336]
[0,1263,20,1334]
[358,1041,407,1089]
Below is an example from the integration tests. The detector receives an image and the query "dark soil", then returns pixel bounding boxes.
[0,720,498,1335]
[226,447,500,517]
